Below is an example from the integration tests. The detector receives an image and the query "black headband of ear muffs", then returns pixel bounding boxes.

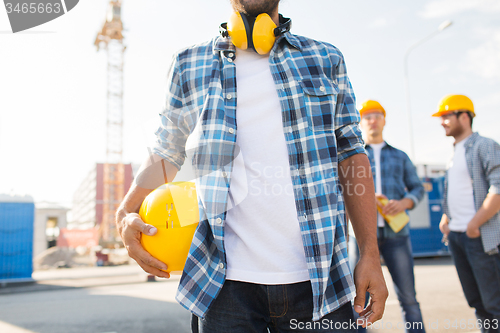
[219,14,292,38]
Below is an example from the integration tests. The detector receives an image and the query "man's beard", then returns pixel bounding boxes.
[447,122,465,138]
[230,0,280,17]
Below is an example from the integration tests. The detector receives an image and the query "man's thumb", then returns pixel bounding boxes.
[144,225,157,236]
[353,292,366,313]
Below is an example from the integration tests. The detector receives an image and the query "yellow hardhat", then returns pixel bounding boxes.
[359,100,386,118]
[139,181,199,274]
[432,94,475,117]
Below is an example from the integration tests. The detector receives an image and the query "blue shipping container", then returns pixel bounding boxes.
[409,177,450,257]
[0,200,35,281]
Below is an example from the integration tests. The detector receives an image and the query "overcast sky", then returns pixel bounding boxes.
[1,0,499,206]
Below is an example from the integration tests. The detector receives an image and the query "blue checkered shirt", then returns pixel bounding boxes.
[443,132,500,254]
[365,143,424,238]
[153,32,365,321]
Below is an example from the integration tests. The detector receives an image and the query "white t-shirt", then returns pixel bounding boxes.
[370,142,386,227]
[224,48,309,284]
[447,137,476,231]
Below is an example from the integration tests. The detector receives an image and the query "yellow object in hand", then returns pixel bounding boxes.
[139,182,199,274]
[376,197,410,233]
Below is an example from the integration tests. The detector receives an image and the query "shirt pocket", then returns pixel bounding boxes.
[299,77,339,132]
[387,156,404,182]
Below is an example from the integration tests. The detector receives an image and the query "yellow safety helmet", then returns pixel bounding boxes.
[432,94,475,117]
[359,100,386,118]
[139,181,199,274]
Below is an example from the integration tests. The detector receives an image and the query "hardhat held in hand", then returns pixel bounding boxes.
[139,182,199,274]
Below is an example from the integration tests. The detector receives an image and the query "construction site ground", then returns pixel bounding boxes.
[0,256,481,333]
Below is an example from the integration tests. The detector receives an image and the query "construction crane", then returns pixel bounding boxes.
[94,0,125,245]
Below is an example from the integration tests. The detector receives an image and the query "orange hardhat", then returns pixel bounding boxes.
[432,94,475,118]
[359,100,386,118]
[139,181,199,274]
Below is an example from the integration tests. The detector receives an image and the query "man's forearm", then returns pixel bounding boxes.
[341,154,388,321]
[115,154,178,233]
[117,185,154,219]
[401,197,415,210]
[469,193,500,229]
[113,154,179,278]
[134,153,179,190]
[339,153,378,255]
[440,213,450,226]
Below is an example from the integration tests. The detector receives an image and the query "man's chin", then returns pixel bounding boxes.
[234,0,280,17]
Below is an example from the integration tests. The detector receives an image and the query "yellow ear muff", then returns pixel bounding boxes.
[253,13,277,55]
[226,12,278,55]
[227,12,248,50]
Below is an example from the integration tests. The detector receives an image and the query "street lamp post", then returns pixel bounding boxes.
[404,20,452,161]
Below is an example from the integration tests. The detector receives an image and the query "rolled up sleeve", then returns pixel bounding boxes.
[403,153,425,208]
[333,52,366,162]
[484,140,500,195]
[153,55,191,170]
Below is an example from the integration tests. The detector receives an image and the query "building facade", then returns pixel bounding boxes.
[70,163,133,229]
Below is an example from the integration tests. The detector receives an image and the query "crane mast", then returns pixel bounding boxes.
[94,0,125,244]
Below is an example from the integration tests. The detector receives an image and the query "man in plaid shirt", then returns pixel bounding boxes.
[435,94,500,331]
[356,100,425,333]
[116,1,388,331]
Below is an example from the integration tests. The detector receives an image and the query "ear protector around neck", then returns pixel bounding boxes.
[221,12,291,55]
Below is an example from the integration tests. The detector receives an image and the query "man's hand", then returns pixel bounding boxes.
[465,193,500,239]
[353,254,388,328]
[439,214,450,236]
[466,221,481,238]
[374,194,387,207]
[114,154,179,278]
[116,210,170,278]
[376,194,413,216]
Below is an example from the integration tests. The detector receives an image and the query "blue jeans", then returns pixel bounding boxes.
[193,280,356,333]
[448,231,500,333]
[379,234,425,333]
[349,233,425,333]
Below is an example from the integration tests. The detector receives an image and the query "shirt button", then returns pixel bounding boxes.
[219,262,224,269]
[222,171,227,178]
[216,218,222,224]
[228,52,234,58]
[228,128,235,134]
[319,86,326,92]
[227,58,233,63]
[226,94,232,100]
